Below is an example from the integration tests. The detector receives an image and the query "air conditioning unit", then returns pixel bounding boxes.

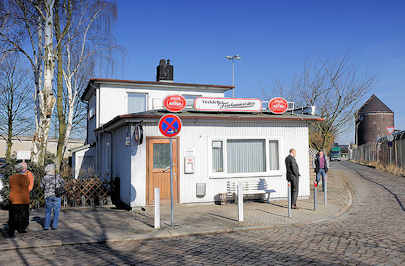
[196,183,206,198]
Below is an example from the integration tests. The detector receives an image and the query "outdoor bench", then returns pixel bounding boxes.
[226,180,276,203]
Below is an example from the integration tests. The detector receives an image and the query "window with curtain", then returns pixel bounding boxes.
[227,139,266,173]
[269,140,279,170]
[128,93,146,114]
[212,141,224,172]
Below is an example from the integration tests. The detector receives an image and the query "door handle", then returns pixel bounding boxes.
[162,167,170,173]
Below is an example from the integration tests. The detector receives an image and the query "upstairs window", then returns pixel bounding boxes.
[128,93,146,114]
[182,95,201,109]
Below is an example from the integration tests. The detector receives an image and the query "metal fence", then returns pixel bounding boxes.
[352,142,377,162]
[351,131,405,170]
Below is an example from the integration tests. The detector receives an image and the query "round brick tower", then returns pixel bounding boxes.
[355,94,394,145]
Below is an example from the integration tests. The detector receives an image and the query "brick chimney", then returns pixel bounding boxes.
[156,59,174,82]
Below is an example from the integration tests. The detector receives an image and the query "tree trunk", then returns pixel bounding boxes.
[6,105,13,160]
[31,0,56,166]
[55,0,66,173]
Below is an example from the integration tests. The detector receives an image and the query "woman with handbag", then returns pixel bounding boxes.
[40,164,65,230]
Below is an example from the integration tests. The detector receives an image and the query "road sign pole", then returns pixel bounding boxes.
[288,182,291,218]
[314,182,318,211]
[158,113,182,228]
[170,138,174,227]
[390,147,392,166]
[324,175,327,207]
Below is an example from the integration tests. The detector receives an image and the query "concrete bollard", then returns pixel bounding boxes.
[238,183,244,222]
[81,196,86,208]
[314,182,318,211]
[324,176,327,207]
[288,182,292,218]
[154,188,160,229]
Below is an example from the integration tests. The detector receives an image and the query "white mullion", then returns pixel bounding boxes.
[223,138,228,175]
[208,138,212,176]
[266,138,270,173]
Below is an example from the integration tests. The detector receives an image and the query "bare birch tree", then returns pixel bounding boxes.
[0,0,56,166]
[54,0,117,171]
[292,57,375,150]
[0,54,34,159]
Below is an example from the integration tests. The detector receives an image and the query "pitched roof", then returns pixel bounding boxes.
[358,94,393,114]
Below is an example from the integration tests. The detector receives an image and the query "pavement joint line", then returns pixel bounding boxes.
[0,167,355,252]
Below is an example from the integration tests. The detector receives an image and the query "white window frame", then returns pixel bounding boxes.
[208,136,283,178]
[182,94,202,109]
[126,92,148,113]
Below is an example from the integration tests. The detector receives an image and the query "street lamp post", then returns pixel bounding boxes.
[225,55,240,97]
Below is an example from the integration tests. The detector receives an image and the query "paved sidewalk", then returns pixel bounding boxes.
[0,168,352,251]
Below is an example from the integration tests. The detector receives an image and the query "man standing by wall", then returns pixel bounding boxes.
[285,148,300,209]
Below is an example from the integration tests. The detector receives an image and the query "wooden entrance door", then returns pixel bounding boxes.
[147,137,179,204]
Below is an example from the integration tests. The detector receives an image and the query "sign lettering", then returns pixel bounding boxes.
[194,97,262,112]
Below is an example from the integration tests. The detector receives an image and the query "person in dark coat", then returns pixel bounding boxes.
[8,163,30,237]
[285,148,300,209]
[313,151,329,191]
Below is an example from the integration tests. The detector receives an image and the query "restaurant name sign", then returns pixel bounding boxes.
[194,97,262,112]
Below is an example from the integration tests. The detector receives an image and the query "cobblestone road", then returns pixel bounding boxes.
[1,161,404,265]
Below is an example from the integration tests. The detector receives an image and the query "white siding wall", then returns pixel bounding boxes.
[98,133,112,182]
[124,119,310,206]
[110,127,132,205]
[130,137,146,207]
[72,146,95,179]
[99,85,224,125]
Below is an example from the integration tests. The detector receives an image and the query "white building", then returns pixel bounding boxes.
[73,60,321,208]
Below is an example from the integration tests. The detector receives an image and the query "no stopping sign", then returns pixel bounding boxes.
[158,114,182,137]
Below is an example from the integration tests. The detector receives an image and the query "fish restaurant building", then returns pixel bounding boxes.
[74,60,321,208]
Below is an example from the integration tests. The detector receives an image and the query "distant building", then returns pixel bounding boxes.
[0,136,83,158]
[355,94,394,146]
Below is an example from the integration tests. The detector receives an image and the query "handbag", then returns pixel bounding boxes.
[54,175,65,198]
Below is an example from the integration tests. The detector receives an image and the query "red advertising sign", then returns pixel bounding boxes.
[268,97,288,114]
[163,95,186,112]
[158,114,182,137]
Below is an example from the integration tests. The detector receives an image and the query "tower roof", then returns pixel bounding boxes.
[358,94,393,114]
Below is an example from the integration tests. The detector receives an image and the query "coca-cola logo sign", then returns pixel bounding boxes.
[268,97,288,114]
[163,95,186,112]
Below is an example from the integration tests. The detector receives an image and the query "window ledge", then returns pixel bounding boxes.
[209,171,283,179]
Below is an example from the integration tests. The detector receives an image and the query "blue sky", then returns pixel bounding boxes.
[108,0,405,144]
